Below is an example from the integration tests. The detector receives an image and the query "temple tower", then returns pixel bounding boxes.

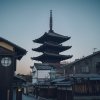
[31,10,72,64]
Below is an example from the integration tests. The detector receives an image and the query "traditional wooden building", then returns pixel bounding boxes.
[64,51,100,75]
[32,51,100,100]
[33,76,73,100]
[35,73,100,100]
[12,75,26,100]
[31,10,72,64]
[71,74,100,100]
[62,51,100,100]
[0,37,27,100]
[31,63,66,84]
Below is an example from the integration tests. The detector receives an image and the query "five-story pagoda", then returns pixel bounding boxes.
[32,10,72,64]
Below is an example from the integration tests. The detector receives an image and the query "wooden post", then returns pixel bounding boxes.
[0,88,7,100]
[0,88,13,100]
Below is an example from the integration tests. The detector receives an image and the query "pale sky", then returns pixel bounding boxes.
[0,0,100,74]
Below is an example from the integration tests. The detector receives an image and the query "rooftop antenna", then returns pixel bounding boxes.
[49,10,54,32]
[93,48,97,53]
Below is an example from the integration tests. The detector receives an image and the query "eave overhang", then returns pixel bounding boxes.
[31,52,73,62]
[0,37,27,60]
[33,32,70,44]
[32,42,72,53]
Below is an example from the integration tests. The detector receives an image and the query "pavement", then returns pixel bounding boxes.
[22,94,54,100]
[22,94,37,100]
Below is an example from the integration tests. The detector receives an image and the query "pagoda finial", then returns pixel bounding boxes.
[49,10,53,32]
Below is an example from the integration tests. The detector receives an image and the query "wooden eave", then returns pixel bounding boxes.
[0,37,27,60]
[33,32,70,44]
[34,63,52,70]
[65,50,100,67]
[31,52,73,62]
[32,42,72,53]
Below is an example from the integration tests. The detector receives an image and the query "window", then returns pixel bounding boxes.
[96,62,100,74]
[81,66,89,73]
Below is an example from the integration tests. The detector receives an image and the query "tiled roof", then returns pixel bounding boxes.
[34,63,52,70]
[32,52,73,62]
[0,37,27,60]
[32,42,72,53]
[70,74,100,78]
[47,32,70,39]
[64,51,100,66]
[33,32,70,44]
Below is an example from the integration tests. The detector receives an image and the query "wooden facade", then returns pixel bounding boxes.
[32,78,73,100]
[33,85,57,99]
[56,85,73,100]
[0,37,26,100]
[32,74,100,100]
[64,51,100,75]
[72,75,100,100]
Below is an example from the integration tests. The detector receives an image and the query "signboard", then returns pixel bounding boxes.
[0,55,15,88]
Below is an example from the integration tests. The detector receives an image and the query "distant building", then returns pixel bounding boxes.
[17,74,32,82]
[31,63,67,84]
[31,10,72,84]
[64,51,100,75]
[35,52,100,100]
[31,63,53,84]
[31,10,72,65]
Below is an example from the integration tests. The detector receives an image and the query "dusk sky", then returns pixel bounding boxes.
[0,0,100,74]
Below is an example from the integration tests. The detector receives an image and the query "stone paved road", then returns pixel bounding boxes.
[22,94,37,100]
[22,94,52,100]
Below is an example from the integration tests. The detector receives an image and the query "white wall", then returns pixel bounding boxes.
[32,67,37,84]
[38,70,50,79]
[32,66,51,84]
[32,78,37,84]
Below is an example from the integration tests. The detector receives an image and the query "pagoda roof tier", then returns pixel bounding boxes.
[32,42,72,53]
[33,32,70,44]
[31,52,73,63]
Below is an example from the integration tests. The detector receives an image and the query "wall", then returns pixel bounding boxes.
[32,67,37,84]
[65,53,100,75]
[32,67,50,84]
[38,70,50,79]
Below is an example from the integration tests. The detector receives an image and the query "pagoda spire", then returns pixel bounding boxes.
[49,10,53,32]
[32,11,72,64]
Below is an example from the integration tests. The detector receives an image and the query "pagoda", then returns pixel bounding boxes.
[31,10,72,64]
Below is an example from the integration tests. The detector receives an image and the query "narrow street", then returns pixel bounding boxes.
[22,94,37,100]
[22,94,51,100]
